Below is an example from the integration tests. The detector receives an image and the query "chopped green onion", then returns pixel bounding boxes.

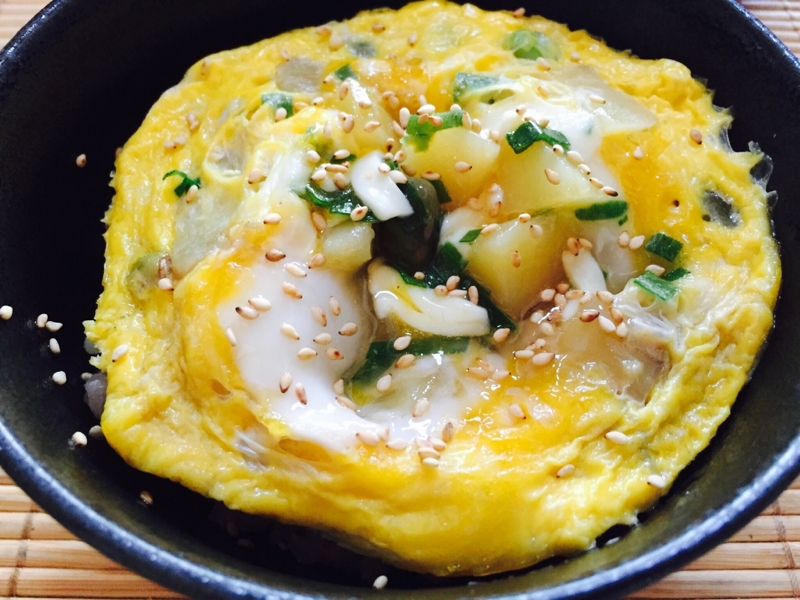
[503,30,560,60]
[430,179,452,205]
[333,64,358,81]
[332,152,357,165]
[346,39,376,58]
[350,337,471,387]
[505,121,570,154]
[574,200,628,221]
[422,242,467,287]
[163,170,201,197]
[398,269,427,288]
[633,271,678,301]
[459,229,482,244]
[453,72,500,103]
[261,92,294,118]
[663,267,690,282]
[299,183,378,221]
[645,232,683,262]
[403,110,465,152]
[618,215,629,226]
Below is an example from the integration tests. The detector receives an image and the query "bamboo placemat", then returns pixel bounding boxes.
[1,0,799,598]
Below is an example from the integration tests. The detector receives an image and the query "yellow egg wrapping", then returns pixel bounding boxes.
[84,0,780,576]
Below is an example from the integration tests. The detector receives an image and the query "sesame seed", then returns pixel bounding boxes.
[481,223,500,236]
[76,154,87,168]
[508,403,525,419]
[376,374,392,393]
[628,235,645,250]
[418,103,435,115]
[633,146,644,160]
[329,296,342,316]
[416,436,433,448]
[72,431,87,446]
[597,315,616,333]
[396,353,416,369]
[329,34,344,50]
[605,430,629,445]
[333,379,345,395]
[306,150,321,163]
[454,161,472,173]
[340,113,355,134]
[408,32,418,46]
[512,7,525,17]
[514,350,534,360]
[350,206,369,221]
[280,323,300,340]
[468,366,489,379]
[285,263,307,279]
[52,371,67,385]
[529,223,543,238]
[297,347,317,360]
[398,107,411,128]
[421,457,439,467]
[588,177,604,189]
[111,344,129,362]
[570,51,581,61]
[0,305,12,320]
[429,115,443,127]
[552,144,565,156]
[279,373,292,393]
[578,238,593,250]
[336,322,356,337]
[263,212,281,224]
[248,169,267,185]
[580,309,600,323]
[336,395,356,410]
[565,289,585,301]
[610,308,624,324]
[532,352,555,366]
[530,310,545,323]
[646,264,666,276]
[226,327,237,346]
[461,112,472,128]
[157,277,174,291]
[36,313,48,328]
[536,117,550,128]
[314,333,333,345]
[544,168,561,185]
[235,305,259,320]
[471,118,482,133]
[540,288,556,302]
[386,438,408,450]
[311,211,328,231]
[540,322,555,336]
[394,149,407,163]
[48,338,60,354]
[494,370,510,381]
[493,328,511,343]
[556,464,576,478]
[647,474,667,489]
[295,383,308,404]
[618,231,630,248]
[266,249,286,262]
[311,168,327,182]
[45,321,63,332]
[447,289,466,298]
[274,107,288,122]
[536,57,551,71]
[308,253,326,269]
[602,186,619,197]
[282,282,303,299]
[418,446,440,459]
[466,285,479,305]
[364,120,381,132]
[388,335,411,352]
[444,275,460,291]
[323,347,342,361]
[690,129,703,144]
[389,170,408,184]
[357,430,380,446]
[616,323,629,339]
[578,163,591,176]
[333,172,348,190]
[421,171,441,181]
[589,94,606,105]
[89,425,103,439]
[511,250,521,268]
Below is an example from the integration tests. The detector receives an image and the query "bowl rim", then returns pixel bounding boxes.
[1,1,800,598]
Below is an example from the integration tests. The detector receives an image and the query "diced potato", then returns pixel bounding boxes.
[493,141,607,217]
[466,214,568,319]
[403,127,499,205]
[321,221,375,271]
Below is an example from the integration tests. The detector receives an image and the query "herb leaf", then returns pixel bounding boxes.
[404,110,465,151]
[261,92,294,118]
[350,337,472,387]
[506,121,570,154]
[663,267,690,282]
[574,200,628,221]
[453,72,500,103]
[459,229,482,244]
[163,170,201,197]
[645,232,683,262]
[299,182,379,221]
[633,270,678,301]
[333,64,358,81]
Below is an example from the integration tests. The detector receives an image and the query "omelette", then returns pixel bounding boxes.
[84,1,780,577]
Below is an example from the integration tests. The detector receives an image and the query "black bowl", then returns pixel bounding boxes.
[0,0,799,598]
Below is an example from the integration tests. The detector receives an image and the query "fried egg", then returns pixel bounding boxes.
[84,1,780,576]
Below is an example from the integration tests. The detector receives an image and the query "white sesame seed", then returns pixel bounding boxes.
[633,146,644,160]
[454,161,472,173]
[311,168,327,182]
[646,264,666,276]
[226,327,237,346]
[76,154,87,167]
[306,150,321,164]
[326,347,344,361]
[248,296,271,312]
[266,248,286,262]
[357,430,380,446]
[448,289,467,298]
[89,425,103,439]
[540,322,555,336]
[557,464,576,478]
[616,322,629,339]
[364,120,381,133]
[540,288,556,302]
[376,374,392,393]
[308,253,326,269]
[421,171,441,181]
[157,277,174,291]
[598,315,616,333]
[45,321,63,332]
[329,296,342,316]
[629,235,646,250]
[494,370,510,381]
[597,290,615,304]
[418,446,440,460]
[350,206,369,221]
[508,403,525,419]
[536,57,551,71]
[512,6,525,17]
[605,430,630,445]
[48,338,60,354]
[392,335,411,351]
[395,354,415,369]
[444,275,460,291]
[280,323,300,340]
[336,395,356,410]
[71,431,87,446]
[285,263,307,278]
[412,398,430,418]
[308,305,326,327]
[647,474,667,489]
[580,309,600,323]
[589,177,604,189]
[602,186,619,197]
[578,163,591,176]
[570,51,581,61]
[408,32,418,46]
[235,305,259,320]
[0,305,12,320]
[297,347,317,360]
[690,129,703,144]
[333,172,348,190]
[313,333,332,345]
[618,231,630,248]
[532,352,555,366]
[398,107,411,128]
[414,271,425,281]
[566,150,584,166]
[263,212,282,224]
[421,457,439,468]
[492,328,511,344]
[333,379,345,395]
[471,118,482,133]
[417,103,436,115]
[248,169,267,185]
[544,168,561,185]
[589,94,606,105]
[511,250,522,268]
[481,223,500,237]
[340,114,355,134]
[52,371,67,385]
[111,344,129,362]
[274,107,288,122]
[282,282,303,299]
[279,372,292,393]
[386,438,408,450]
[388,170,408,184]
[514,350,534,360]
[36,313,48,328]
[338,322,358,336]
[295,382,308,404]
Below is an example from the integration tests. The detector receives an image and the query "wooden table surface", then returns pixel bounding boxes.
[1,0,799,598]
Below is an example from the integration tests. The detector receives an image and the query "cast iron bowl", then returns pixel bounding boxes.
[0,0,798,598]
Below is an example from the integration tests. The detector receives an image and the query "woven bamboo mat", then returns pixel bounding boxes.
[1,0,799,597]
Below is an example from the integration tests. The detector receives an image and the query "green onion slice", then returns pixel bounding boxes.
[163,170,201,197]
[633,271,678,301]
[574,200,628,221]
[645,232,683,262]
[506,121,570,154]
